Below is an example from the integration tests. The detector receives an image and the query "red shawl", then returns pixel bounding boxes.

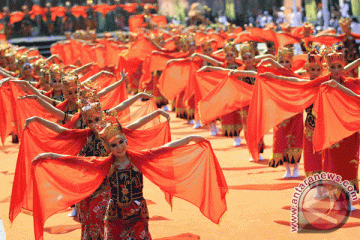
[313,80,360,151]
[32,140,227,240]
[198,73,254,125]
[246,67,330,162]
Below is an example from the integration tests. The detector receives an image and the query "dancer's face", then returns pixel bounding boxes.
[109,135,128,157]
[51,77,62,91]
[87,115,102,129]
[202,46,213,56]
[307,65,322,79]
[64,88,78,103]
[225,52,236,65]
[329,63,344,80]
[23,65,32,77]
[242,53,254,67]
[278,58,292,70]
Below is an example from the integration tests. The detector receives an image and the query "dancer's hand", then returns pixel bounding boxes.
[188,135,209,143]
[197,66,209,72]
[158,110,170,122]
[120,68,128,79]
[18,94,37,100]
[139,92,153,99]
[24,116,38,128]
[228,70,236,76]
[101,71,116,77]
[321,80,339,88]
[256,58,272,68]
[0,77,12,87]
[32,152,54,163]
[190,53,198,60]
[259,72,276,79]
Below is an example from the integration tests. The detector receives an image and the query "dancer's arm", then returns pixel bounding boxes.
[32,152,70,163]
[126,110,170,130]
[163,135,208,148]
[344,58,360,73]
[108,92,153,113]
[257,58,284,69]
[321,80,360,97]
[70,62,94,75]
[259,72,309,82]
[25,116,68,133]
[18,94,72,121]
[81,71,116,85]
[97,69,127,99]
[228,70,257,77]
[197,66,227,72]
[12,80,61,105]
[191,53,222,66]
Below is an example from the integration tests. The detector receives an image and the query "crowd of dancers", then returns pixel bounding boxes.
[1,9,360,240]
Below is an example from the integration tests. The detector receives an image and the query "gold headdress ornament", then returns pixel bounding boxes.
[304,49,324,70]
[200,37,212,50]
[15,55,29,70]
[61,72,80,94]
[339,18,352,35]
[264,22,277,31]
[322,47,345,67]
[34,58,46,75]
[240,42,254,58]
[50,64,64,80]
[39,68,51,85]
[129,32,138,42]
[95,117,126,153]
[179,34,188,45]
[300,22,314,37]
[280,23,291,33]
[77,82,106,125]
[277,47,294,62]
[223,41,238,55]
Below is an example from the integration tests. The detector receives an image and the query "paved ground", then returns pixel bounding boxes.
[1,100,360,240]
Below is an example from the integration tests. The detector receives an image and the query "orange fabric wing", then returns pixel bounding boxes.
[198,73,254,125]
[246,67,329,162]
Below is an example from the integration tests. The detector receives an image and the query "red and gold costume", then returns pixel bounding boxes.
[303,53,324,177]
[269,48,304,167]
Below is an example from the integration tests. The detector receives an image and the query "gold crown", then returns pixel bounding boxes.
[39,68,51,84]
[339,18,352,35]
[15,55,29,68]
[50,64,64,79]
[305,52,324,70]
[200,37,212,50]
[301,22,314,36]
[264,22,277,31]
[61,72,79,93]
[280,23,291,33]
[179,35,188,44]
[224,41,237,54]
[325,51,345,67]
[240,42,253,58]
[277,47,294,61]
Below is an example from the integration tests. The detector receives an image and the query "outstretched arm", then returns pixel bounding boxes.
[191,53,222,66]
[344,59,360,73]
[12,80,61,105]
[109,92,153,113]
[322,80,360,97]
[18,94,72,122]
[126,110,170,130]
[25,116,68,133]
[81,71,116,85]
[97,69,127,99]
[163,135,208,148]
[32,152,70,163]
[257,58,284,69]
[70,62,94,75]
[259,72,308,82]
[228,70,257,78]
[197,66,227,72]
